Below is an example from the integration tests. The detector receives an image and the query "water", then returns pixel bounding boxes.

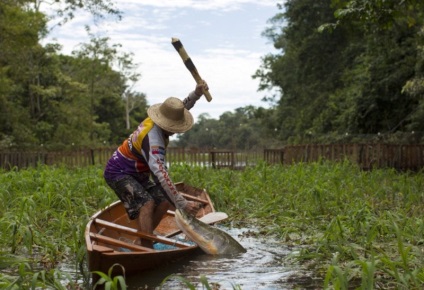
[57,226,320,289]
[124,227,320,290]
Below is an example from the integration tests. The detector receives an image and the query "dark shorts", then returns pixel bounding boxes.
[105,176,167,220]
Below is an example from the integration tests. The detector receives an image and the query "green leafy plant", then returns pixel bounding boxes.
[92,264,127,290]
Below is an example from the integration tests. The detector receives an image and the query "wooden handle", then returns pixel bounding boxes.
[171,37,212,102]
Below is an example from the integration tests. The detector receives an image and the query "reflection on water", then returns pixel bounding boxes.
[125,227,320,290]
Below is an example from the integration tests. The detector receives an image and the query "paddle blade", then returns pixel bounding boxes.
[198,212,228,224]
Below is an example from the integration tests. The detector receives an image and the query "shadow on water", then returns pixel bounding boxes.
[125,227,321,290]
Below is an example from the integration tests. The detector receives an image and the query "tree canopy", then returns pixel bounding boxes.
[1,0,424,150]
[0,0,140,149]
[253,0,424,144]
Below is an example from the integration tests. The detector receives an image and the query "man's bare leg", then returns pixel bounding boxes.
[152,200,170,229]
[137,200,155,248]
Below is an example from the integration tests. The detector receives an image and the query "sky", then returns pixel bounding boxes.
[43,0,282,123]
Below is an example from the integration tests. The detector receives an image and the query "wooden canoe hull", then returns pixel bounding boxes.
[87,242,202,277]
[85,182,215,277]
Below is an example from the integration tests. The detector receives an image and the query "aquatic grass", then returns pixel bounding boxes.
[0,262,75,290]
[1,161,424,288]
[170,161,424,288]
[323,265,349,290]
[0,164,114,288]
[379,215,422,289]
[92,264,127,290]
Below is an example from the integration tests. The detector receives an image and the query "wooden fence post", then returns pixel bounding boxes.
[90,149,95,165]
[210,151,216,169]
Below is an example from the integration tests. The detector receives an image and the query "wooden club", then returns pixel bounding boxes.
[171,37,212,102]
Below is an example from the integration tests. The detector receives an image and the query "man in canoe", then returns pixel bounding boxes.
[103,81,208,248]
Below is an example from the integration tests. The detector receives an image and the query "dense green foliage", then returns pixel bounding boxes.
[0,1,144,150]
[2,0,424,151]
[174,107,279,150]
[0,165,114,289]
[1,163,423,288]
[253,0,424,144]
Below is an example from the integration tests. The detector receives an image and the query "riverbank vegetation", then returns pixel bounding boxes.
[1,162,423,289]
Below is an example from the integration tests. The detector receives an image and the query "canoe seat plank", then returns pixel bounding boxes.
[179,192,209,204]
[89,232,155,252]
[92,244,114,253]
[94,218,191,248]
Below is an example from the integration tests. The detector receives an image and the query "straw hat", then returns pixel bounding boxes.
[147,97,194,133]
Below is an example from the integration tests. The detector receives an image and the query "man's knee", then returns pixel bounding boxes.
[140,200,155,213]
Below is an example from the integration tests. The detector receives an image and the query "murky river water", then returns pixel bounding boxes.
[58,226,320,289]
[122,227,321,290]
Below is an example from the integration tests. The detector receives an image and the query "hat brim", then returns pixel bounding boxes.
[147,104,194,133]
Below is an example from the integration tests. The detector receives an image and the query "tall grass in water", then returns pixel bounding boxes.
[172,160,424,289]
[0,164,114,289]
[1,161,424,288]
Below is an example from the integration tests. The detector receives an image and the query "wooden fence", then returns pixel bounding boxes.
[166,148,262,169]
[264,144,424,171]
[1,143,423,171]
[0,147,262,170]
[0,148,116,170]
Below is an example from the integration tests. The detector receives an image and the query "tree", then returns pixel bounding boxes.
[0,0,149,148]
[71,35,125,142]
[327,0,424,135]
[175,107,274,150]
[254,0,351,141]
[0,1,49,147]
[124,91,147,130]
[30,0,122,26]
[115,51,143,130]
[254,0,424,143]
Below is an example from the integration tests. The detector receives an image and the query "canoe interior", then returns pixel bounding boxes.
[85,182,216,277]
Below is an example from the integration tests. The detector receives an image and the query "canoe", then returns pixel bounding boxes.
[85,182,225,279]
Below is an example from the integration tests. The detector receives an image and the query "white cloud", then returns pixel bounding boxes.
[42,0,282,122]
[118,0,277,10]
